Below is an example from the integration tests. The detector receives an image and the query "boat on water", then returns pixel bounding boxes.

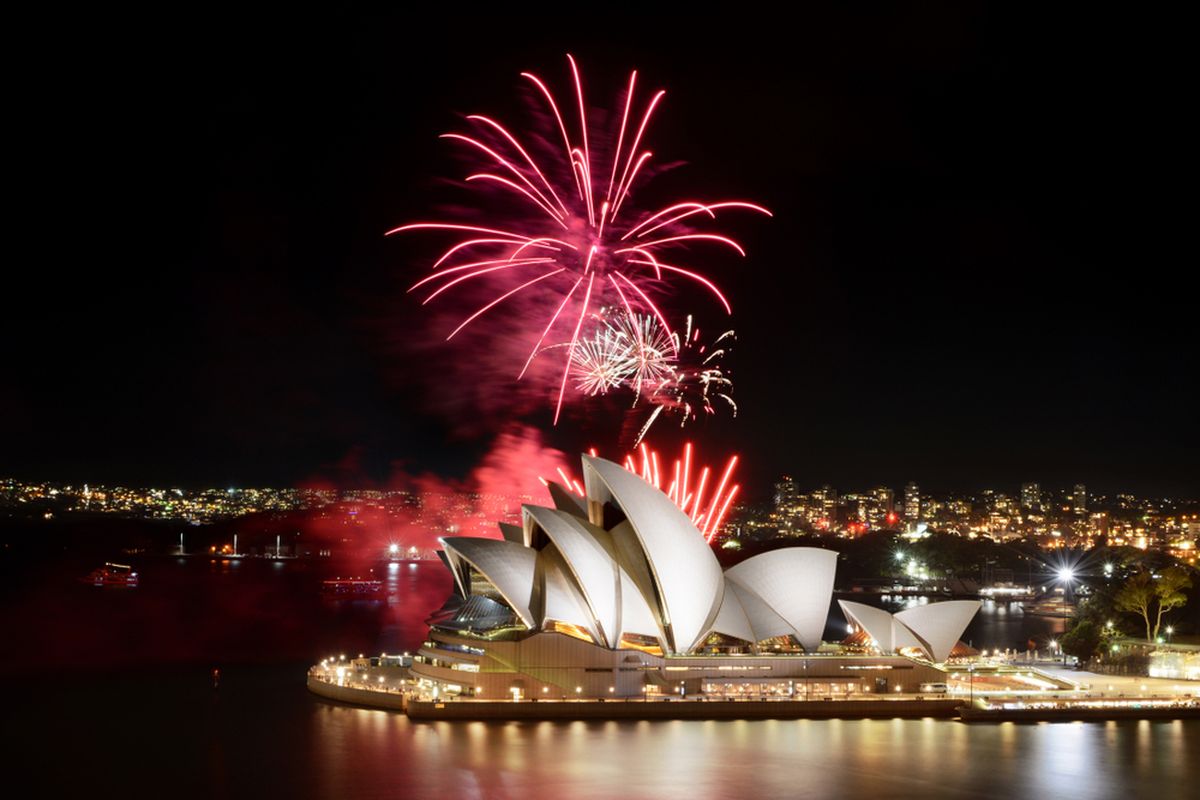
[321,578,383,597]
[1022,597,1076,617]
[979,583,1036,601]
[80,562,139,587]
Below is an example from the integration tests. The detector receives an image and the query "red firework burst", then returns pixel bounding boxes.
[390,54,769,424]
[548,441,741,543]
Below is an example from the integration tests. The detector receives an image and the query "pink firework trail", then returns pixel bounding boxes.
[548,441,740,542]
[390,55,770,423]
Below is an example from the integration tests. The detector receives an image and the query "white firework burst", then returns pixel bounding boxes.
[570,326,637,395]
[608,313,677,396]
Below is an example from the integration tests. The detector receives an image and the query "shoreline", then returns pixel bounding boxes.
[306,677,1200,722]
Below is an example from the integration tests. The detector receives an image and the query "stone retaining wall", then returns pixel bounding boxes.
[405,698,960,721]
[306,676,408,711]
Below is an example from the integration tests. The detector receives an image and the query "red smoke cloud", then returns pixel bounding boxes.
[294,425,570,555]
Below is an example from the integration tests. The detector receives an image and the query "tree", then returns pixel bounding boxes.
[1114,570,1157,641]
[1152,567,1192,641]
[1060,619,1102,662]
[1114,567,1194,642]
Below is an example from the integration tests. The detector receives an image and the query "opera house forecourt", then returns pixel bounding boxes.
[311,455,989,719]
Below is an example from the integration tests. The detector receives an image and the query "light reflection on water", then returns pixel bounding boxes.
[303,704,1200,800]
[8,559,1200,798]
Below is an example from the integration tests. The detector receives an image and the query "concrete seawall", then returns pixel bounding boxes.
[307,677,408,711]
[404,698,961,721]
[308,678,1200,723]
[959,705,1200,722]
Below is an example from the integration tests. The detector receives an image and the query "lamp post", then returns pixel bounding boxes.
[1056,567,1075,665]
[968,665,974,705]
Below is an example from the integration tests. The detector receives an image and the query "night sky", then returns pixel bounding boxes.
[6,7,1195,498]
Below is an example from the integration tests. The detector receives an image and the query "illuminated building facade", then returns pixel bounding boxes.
[904,482,920,523]
[1021,482,1042,511]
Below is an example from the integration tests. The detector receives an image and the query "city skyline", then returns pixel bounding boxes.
[5,470,1197,508]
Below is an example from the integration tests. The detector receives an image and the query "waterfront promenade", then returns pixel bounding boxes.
[307,660,1200,722]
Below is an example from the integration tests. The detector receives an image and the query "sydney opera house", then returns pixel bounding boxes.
[410,454,980,700]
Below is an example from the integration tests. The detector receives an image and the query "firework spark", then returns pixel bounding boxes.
[549,441,740,542]
[391,55,769,423]
[609,311,676,397]
[569,323,635,396]
[634,315,736,445]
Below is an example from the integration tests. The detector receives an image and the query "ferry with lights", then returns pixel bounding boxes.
[80,562,139,587]
[321,577,383,597]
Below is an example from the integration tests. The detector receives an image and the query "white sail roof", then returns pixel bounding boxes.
[523,505,621,647]
[894,600,981,662]
[545,481,588,518]
[533,546,601,641]
[497,522,524,544]
[708,578,757,643]
[581,455,724,654]
[725,548,837,651]
[839,600,899,651]
[727,581,796,642]
[839,599,980,662]
[440,537,536,628]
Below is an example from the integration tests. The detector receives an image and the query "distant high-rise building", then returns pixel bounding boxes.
[1021,482,1042,511]
[1183,519,1200,540]
[810,485,838,526]
[1073,483,1087,513]
[773,476,801,533]
[774,475,797,509]
[871,486,895,515]
[822,486,839,520]
[904,482,920,521]
[857,486,895,529]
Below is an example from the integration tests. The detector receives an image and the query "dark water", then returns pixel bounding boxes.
[3,555,1198,799]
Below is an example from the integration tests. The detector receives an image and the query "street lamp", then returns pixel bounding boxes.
[1166,626,1175,645]
[1056,567,1074,664]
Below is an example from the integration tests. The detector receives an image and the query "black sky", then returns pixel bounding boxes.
[5,6,1196,498]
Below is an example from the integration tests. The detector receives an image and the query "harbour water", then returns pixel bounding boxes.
[4,554,1198,799]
